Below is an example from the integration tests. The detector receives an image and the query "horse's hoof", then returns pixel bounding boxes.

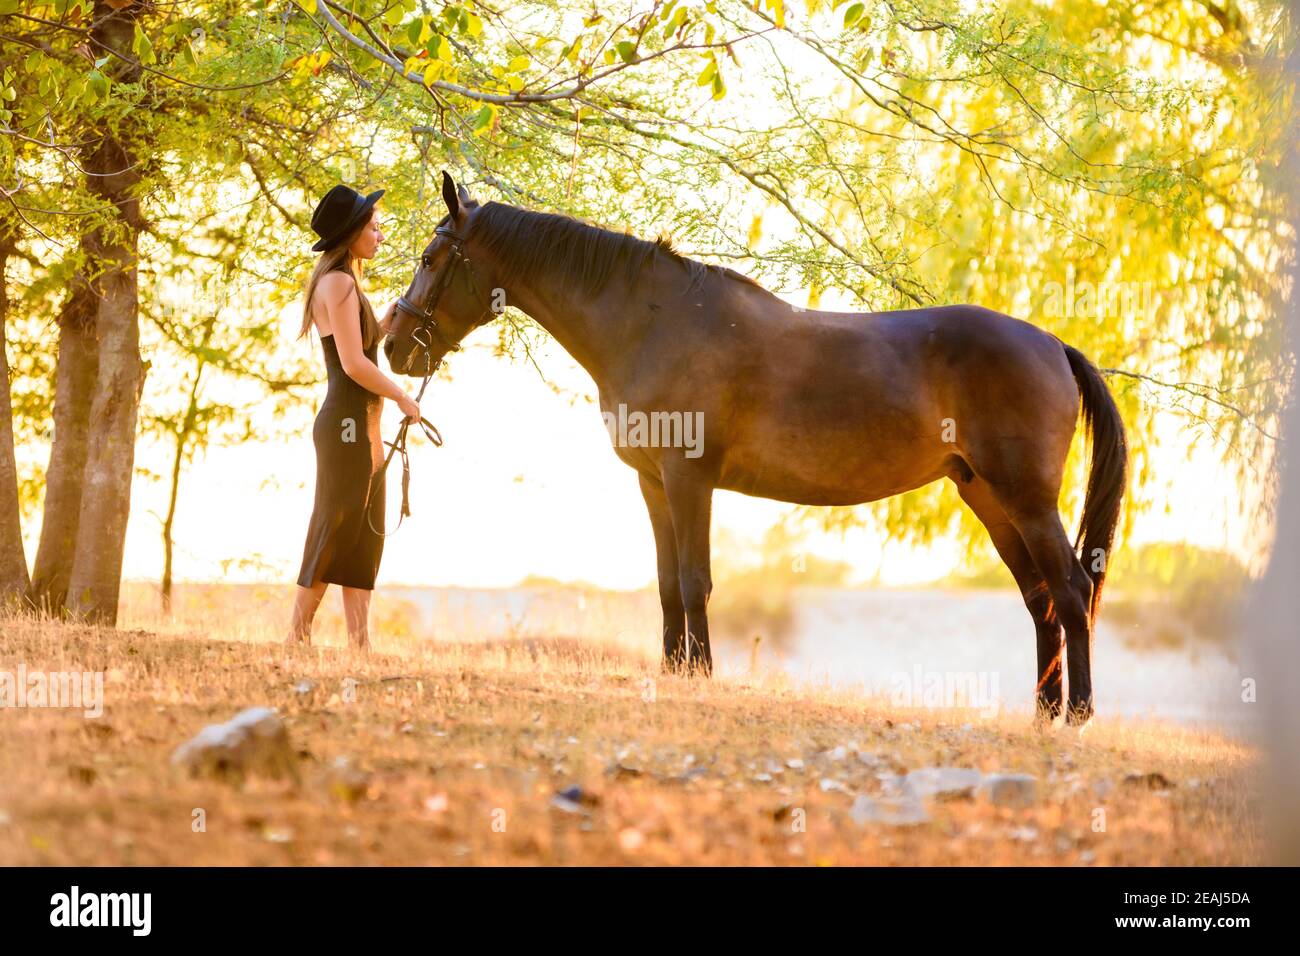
[1032,712,1061,733]
[1065,703,1094,733]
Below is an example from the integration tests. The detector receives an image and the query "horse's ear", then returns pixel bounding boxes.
[441,170,461,221]
[457,183,478,208]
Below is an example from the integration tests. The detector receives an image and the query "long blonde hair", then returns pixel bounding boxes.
[299,221,381,351]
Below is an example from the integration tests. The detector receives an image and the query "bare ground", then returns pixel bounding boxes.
[0,613,1261,865]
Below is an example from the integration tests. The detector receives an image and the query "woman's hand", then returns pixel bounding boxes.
[379,300,398,334]
[397,393,421,425]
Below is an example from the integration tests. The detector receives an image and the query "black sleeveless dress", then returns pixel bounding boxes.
[296,277,386,590]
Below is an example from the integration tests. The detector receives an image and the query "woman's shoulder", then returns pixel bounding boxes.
[315,270,357,303]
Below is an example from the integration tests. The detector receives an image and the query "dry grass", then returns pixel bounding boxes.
[0,610,1262,866]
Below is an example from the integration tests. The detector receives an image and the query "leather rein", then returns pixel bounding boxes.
[365,223,480,537]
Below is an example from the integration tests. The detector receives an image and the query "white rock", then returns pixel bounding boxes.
[171,707,297,783]
[902,767,983,800]
[851,794,930,826]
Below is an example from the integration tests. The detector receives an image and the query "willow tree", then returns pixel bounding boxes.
[299,0,1293,564]
[3,0,1291,623]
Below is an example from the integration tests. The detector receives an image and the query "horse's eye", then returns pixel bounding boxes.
[421,256,431,268]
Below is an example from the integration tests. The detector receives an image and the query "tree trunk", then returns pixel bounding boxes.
[0,224,31,605]
[64,0,147,625]
[28,274,98,613]
[160,316,214,615]
[1246,1,1300,865]
[161,364,205,614]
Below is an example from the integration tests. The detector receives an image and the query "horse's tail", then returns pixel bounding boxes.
[1062,344,1128,626]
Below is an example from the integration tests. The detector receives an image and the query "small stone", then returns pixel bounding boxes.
[293,680,316,695]
[856,751,886,770]
[1123,771,1174,791]
[902,767,983,801]
[328,756,370,804]
[669,767,707,784]
[851,794,930,826]
[617,828,645,851]
[819,777,851,794]
[550,785,596,815]
[980,773,1038,808]
[262,826,294,843]
[423,792,449,814]
[785,758,805,771]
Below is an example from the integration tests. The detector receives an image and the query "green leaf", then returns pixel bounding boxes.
[696,59,716,86]
[87,69,109,100]
[507,54,530,73]
[408,16,432,47]
[300,0,318,13]
[711,70,725,100]
[470,103,496,134]
[615,40,637,63]
[133,23,155,65]
[426,35,452,63]
[843,3,863,28]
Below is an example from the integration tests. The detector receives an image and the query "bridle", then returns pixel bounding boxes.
[393,222,482,370]
[365,222,486,536]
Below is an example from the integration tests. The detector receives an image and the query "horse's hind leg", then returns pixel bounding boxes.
[992,496,1095,725]
[955,477,1064,721]
[638,471,687,673]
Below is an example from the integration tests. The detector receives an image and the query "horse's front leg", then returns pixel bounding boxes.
[638,471,687,672]
[662,469,715,676]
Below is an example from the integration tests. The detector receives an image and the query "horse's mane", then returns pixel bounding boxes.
[466,201,761,298]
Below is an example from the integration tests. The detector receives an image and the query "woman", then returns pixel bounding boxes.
[288,184,423,650]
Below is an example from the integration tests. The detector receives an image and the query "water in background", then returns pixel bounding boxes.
[380,584,1253,737]
[121,581,1249,736]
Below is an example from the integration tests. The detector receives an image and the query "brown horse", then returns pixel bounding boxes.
[386,172,1127,724]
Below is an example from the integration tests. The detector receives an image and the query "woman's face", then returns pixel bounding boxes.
[348,206,384,260]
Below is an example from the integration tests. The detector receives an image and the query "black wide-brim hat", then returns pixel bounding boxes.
[310,184,385,252]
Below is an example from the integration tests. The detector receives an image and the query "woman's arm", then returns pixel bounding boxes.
[320,275,422,422]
